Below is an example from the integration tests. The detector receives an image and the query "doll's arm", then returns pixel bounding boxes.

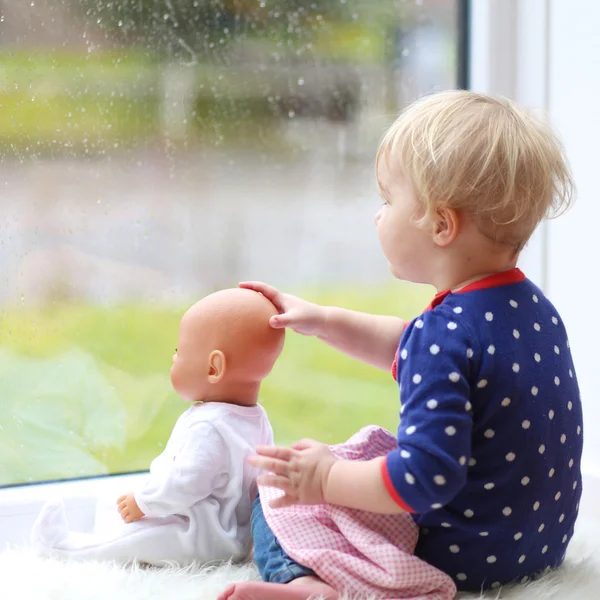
[134,421,227,517]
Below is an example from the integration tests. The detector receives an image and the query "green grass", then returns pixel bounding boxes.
[0,282,433,487]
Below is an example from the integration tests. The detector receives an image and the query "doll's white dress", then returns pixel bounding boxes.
[31,402,273,566]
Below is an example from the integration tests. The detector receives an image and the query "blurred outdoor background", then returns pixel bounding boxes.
[0,0,460,486]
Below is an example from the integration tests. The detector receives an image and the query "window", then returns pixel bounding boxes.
[0,0,463,488]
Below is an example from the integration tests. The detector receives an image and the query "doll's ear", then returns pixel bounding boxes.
[207,350,226,384]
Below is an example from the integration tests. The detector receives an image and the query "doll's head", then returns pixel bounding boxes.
[170,288,284,406]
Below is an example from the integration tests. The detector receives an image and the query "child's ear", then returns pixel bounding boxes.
[432,208,460,247]
[207,350,226,384]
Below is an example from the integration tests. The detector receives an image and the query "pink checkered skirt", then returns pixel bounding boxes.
[259,426,457,600]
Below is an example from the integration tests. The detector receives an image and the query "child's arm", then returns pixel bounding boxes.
[253,306,474,514]
[240,282,405,371]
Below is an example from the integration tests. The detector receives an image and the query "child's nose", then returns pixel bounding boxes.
[374,209,382,225]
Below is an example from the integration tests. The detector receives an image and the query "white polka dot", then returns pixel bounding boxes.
[533,294,539,303]
[456,574,467,582]
[464,509,474,518]
[549,468,555,478]
[453,306,463,314]
[555,376,561,386]
[400,404,405,414]
[552,316,559,325]
[568,401,573,411]
[502,397,511,407]
[514,532,523,541]
[535,353,541,363]
[513,363,520,373]
[485,312,494,322]
[539,445,546,454]
[459,456,467,466]
[574,481,578,490]
[449,372,460,383]
[542,545,548,554]
[413,374,422,384]
[466,348,474,359]
[405,473,415,485]
[442,522,451,528]
[569,459,574,468]
[427,399,438,410]
[445,426,457,436]
[406,426,416,435]
[431,503,443,510]
[554,345,561,355]
[415,319,424,329]
[401,450,411,459]
[487,555,497,564]
[503,506,512,516]
[510,299,519,308]
[538,524,545,532]
[480,531,489,537]
[561,434,567,444]
[506,452,516,462]
[447,322,458,330]
[534,322,541,331]
[400,349,408,360]
[430,344,440,355]
[533,501,540,511]
[563,535,568,544]
[555,492,562,501]
[532,386,539,396]
[521,476,530,486]
[488,344,496,354]
[569,369,573,378]
[477,379,488,388]
[434,475,446,486]
[519,555,526,564]
[468,458,477,467]
[549,410,555,420]
[465,401,472,412]
[513,329,520,339]
[484,429,495,439]
[522,420,531,429]
[450,545,460,554]
[577,425,582,435]
[491,582,501,590]
[484,483,495,490]
[559,514,565,523]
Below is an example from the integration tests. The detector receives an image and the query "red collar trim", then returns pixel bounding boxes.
[426,268,526,311]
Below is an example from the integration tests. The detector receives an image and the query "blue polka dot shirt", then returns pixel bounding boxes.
[382,269,583,592]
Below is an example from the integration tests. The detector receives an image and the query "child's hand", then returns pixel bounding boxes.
[250,439,338,508]
[116,492,145,523]
[239,281,326,337]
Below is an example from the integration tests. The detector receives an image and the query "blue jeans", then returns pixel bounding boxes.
[251,494,315,584]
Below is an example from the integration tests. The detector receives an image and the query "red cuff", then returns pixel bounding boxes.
[380,457,415,513]
[391,349,399,381]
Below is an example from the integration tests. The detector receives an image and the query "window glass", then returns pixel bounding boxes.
[0,0,460,486]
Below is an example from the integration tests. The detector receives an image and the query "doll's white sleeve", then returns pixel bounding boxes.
[134,421,227,517]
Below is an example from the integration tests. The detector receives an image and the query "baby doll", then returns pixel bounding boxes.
[31,288,285,566]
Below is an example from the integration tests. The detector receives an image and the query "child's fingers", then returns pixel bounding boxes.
[255,445,295,460]
[239,282,282,305]
[257,474,295,495]
[249,455,290,475]
[292,439,319,451]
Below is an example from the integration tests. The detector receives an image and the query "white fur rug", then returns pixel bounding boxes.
[1,523,599,600]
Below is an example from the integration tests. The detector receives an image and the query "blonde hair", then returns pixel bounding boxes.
[376,90,575,250]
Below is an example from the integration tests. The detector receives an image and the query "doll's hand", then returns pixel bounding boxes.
[239,281,325,337]
[250,439,338,508]
[116,493,145,523]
